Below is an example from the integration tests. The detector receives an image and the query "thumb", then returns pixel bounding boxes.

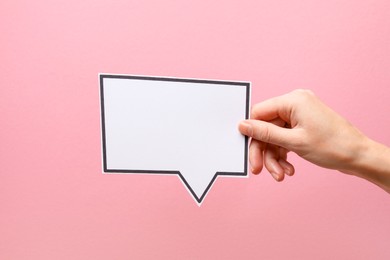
[239,119,298,150]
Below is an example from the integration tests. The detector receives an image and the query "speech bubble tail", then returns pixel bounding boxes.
[177,172,219,204]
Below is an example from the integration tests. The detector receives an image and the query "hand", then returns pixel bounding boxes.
[239,89,370,182]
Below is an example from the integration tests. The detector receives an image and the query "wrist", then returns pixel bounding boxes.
[340,136,390,193]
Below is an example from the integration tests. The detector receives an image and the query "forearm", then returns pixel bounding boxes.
[341,137,390,193]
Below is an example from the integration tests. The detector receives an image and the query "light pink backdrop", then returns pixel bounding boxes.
[1,0,390,259]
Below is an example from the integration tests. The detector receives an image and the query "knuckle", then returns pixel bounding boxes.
[291,89,316,104]
[293,88,315,97]
[256,125,272,143]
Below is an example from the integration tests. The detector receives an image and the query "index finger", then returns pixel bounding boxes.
[251,93,293,123]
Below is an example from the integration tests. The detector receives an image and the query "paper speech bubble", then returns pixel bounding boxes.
[100,74,250,204]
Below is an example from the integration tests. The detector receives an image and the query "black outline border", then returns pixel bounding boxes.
[100,74,250,203]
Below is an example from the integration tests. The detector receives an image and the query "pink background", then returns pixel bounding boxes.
[1,0,390,259]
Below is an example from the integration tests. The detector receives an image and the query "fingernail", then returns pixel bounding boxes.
[271,172,280,181]
[240,122,253,137]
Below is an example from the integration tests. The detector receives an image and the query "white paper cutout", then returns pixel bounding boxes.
[100,74,250,204]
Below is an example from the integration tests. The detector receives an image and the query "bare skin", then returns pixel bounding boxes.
[238,89,390,193]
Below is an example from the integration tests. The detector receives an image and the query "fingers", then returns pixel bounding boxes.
[264,144,295,181]
[264,144,285,181]
[250,89,315,123]
[279,158,295,176]
[248,138,295,179]
[239,119,298,150]
[239,90,317,181]
[251,94,293,123]
[278,147,295,176]
[238,114,297,181]
[249,139,264,174]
